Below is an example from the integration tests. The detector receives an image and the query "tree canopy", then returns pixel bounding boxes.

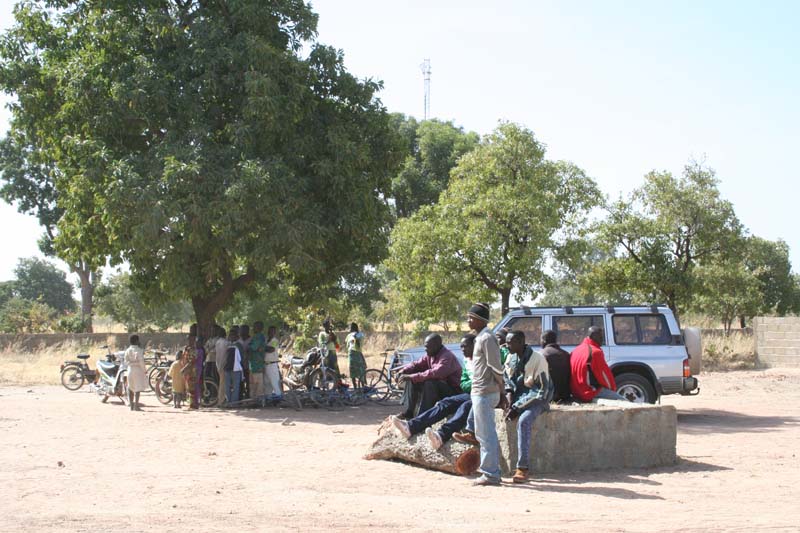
[584,163,744,317]
[388,122,600,322]
[13,257,75,313]
[0,1,403,335]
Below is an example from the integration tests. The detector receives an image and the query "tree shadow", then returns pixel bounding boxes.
[678,409,799,435]
[512,482,665,500]
[213,401,398,428]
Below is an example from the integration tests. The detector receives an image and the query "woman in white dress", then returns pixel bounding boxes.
[125,335,147,411]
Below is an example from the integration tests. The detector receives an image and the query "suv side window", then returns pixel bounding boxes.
[552,315,603,345]
[612,314,671,345]
[504,316,542,344]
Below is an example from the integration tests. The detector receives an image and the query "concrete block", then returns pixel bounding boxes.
[496,403,677,475]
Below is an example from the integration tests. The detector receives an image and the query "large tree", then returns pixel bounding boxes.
[389,115,479,218]
[388,122,600,319]
[585,162,744,318]
[0,1,402,336]
[13,257,75,313]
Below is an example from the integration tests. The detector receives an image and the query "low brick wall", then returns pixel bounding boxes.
[498,402,677,475]
[0,332,189,353]
[754,317,800,368]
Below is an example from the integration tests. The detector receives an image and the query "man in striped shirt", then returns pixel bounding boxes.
[504,330,554,483]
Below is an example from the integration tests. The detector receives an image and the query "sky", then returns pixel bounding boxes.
[0,0,798,288]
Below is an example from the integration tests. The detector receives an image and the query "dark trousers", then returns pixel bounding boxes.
[408,393,471,442]
[402,379,460,418]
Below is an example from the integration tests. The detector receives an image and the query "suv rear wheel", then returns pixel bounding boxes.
[615,372,657,404]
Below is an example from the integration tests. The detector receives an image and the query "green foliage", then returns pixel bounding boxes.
[13,257,75,313]
[388,122,600,321]
[0,281,15,308]
[694,261,764,333]
[0,1,403,336]
[0,297,55,333]
[390,115,479,217]
[55,313,89,333]
[95,273,192,333]
[743,236,800,316]
[585,162,744,317]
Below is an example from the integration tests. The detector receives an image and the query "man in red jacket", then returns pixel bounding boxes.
[570,326,627,402]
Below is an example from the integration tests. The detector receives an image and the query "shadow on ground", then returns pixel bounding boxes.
[678,408,799,434]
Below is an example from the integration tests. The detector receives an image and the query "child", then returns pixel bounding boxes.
[345,323,366,389]
[169,351,187,409]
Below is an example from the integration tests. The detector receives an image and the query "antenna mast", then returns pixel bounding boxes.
[420,59,431,120]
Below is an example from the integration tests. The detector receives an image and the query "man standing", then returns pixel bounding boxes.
[248,322,267,400]
[397,333,462,419]
[504,330,554,483]
[224,326,244,405]
[467,302,505,486]
[215,327,229,405]
[540,329,572,403]
[570,326,626,402]
[390,334,476,449]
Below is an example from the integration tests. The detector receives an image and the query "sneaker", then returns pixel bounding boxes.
[512,468,529,483]
[390,415,412,439]
[472,475,501,486]
[453,431,479,446]
[426,427,443,450]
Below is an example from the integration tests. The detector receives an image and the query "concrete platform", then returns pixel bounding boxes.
[497,401,677,475]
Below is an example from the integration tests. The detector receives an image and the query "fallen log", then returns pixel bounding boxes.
[364,416,480,476]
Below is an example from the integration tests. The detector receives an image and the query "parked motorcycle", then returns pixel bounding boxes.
[93,347,128,404]
[60,352,99,391]
[281,347,337,392]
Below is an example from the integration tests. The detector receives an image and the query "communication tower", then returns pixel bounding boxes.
[420,59,431,120]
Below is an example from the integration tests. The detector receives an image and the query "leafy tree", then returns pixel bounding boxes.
[585,162,744,318]
[390,115,479,218]
[389,122,600,318]
[0,1,402,337]
[0,5,105,331]
[743,237,800,318]
[694,261,763,334]
[13,257,75,313]
[95,273,192,333]
[0,280,15,308]
[0,297,55,333]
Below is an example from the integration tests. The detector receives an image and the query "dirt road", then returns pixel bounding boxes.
[1,369,799,532]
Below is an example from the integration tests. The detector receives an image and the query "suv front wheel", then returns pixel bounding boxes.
[615,373,657,404]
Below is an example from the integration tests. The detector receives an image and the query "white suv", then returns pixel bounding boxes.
[397,304,700,404]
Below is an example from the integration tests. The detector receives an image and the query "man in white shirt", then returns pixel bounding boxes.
[223,327,243,404]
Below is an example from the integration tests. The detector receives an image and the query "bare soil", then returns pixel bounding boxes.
[1,369,798,532]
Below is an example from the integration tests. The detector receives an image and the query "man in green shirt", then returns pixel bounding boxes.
[248,321,267,398]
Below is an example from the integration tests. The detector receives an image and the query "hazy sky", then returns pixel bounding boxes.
[1,0,798,287]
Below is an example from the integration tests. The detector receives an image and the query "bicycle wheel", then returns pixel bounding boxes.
[148,366,166,392]
[60,366,85,391]
[308,368,338,393]
[201,378,218,407]
[362,369,389,402]
[343,387,367,406]
[155,375,173,405]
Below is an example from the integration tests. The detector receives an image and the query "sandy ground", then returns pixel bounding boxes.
[1,370,799,532]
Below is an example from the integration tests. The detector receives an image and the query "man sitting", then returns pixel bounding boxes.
[570,326,626,402]
[390,334,476,450]
[504,330,554,483]
[397,333,462,419]
[539,329,572,403]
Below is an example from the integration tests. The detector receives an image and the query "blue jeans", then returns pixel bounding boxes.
[225,370,242,403]
[516,399,550,469]
[408,393,471,442]
[466,408,475,433]
[471,391,501,480]
[594,387,626,401]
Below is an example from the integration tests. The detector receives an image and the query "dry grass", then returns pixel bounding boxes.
[0,340,105,386]
[701,330,757,371]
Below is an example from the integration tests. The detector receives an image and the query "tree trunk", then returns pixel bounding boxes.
[192,297,220,340]
[739,315,746,329]
[364,417,480,476]
[75,264,96,333]
[191,267,256,339]
[500,287,511,317]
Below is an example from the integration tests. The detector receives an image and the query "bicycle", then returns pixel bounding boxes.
[145,348,171,391]
[363,348,407,405]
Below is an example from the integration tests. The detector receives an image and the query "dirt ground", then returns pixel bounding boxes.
[1,369,798,532]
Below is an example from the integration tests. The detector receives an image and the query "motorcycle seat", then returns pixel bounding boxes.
[77,354,90,360]
[290,356,304,366]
